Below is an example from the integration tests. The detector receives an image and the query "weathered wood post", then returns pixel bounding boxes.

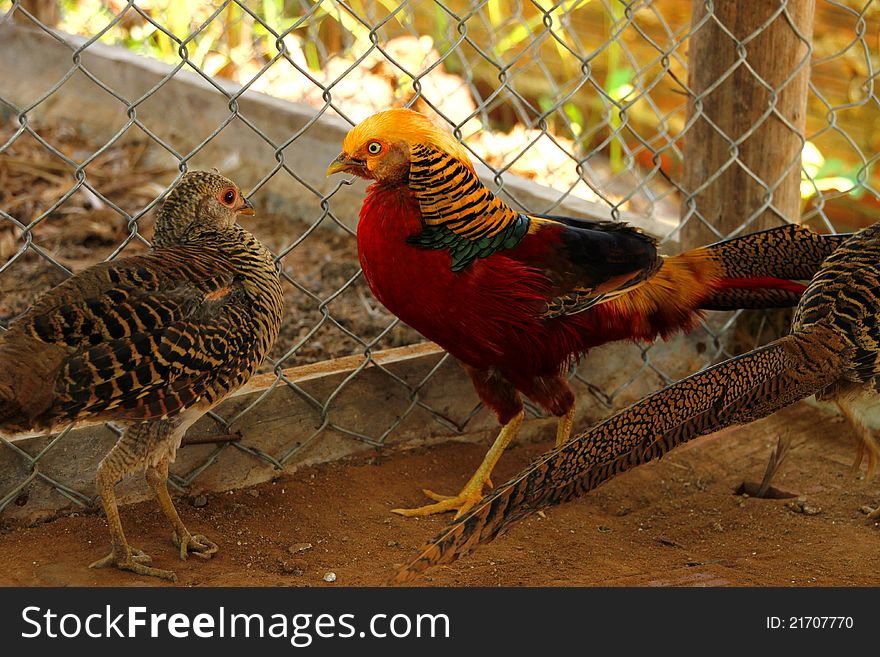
[681,0,816,248]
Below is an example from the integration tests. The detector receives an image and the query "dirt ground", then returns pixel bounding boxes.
[0,401,878,587]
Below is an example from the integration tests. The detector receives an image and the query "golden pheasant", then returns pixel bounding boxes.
[393,223,880,582]
[0,171,284,581]
[327,108,849,518]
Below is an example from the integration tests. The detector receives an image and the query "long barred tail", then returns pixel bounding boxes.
[693,224,851,310]
[392,327,844,583]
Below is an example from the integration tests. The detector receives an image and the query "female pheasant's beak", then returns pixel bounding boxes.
[326,152,366,177]
[237,197,255,216]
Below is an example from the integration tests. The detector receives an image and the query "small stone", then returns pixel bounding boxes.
[597,525,612,533]
[191,494,208,508]
[247,489,260,498]
[801,504,822,516]
[280,560,304,576]
[323,572,337,583]
[288,542,313,554]
[386,540,399,547]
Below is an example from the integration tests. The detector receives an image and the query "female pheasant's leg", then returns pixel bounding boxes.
[834,396,880,477]
[392,410,525,518]
[145,459,218,560]
[833,394,880,521]
[89,439,177,581]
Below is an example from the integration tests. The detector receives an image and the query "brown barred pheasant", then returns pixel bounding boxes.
[0,171,284,581]
[393,223,880,583]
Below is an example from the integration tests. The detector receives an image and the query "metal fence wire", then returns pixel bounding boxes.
[0,0,878,515]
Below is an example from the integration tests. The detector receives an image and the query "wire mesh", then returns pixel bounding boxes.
[0,0,878,514]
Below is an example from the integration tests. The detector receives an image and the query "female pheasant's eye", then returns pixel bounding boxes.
[223,189,236,205]
[367,142,382,155]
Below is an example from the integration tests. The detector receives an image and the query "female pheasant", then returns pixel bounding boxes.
[328,108,847,518]
[0,171,284,581]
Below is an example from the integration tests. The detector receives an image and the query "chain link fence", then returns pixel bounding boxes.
[1,0,878,517]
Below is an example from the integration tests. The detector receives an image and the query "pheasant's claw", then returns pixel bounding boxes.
[89,547,177,581]
[172,530,219,561]
[421,489,455,502]
[392,489,483,519]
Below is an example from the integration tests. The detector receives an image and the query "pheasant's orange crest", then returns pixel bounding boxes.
[343,108,474,172]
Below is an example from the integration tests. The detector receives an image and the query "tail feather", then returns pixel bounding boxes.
[695,224,851,310]
[392,327,844,583]
[701,224,851,281]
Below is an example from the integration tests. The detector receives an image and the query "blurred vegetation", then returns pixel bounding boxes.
[11,0,878,224]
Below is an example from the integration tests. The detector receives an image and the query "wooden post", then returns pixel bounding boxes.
[681,0,816,248]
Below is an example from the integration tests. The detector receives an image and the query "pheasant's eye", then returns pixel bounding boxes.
[367,142,382,155]
[222,189,236,205]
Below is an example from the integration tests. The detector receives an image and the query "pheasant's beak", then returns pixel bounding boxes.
[326,152,364,177]
[237,197,255,216]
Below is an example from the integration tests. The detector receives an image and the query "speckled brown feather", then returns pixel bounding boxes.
[393,224,880,582]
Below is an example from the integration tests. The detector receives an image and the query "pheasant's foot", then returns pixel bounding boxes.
[89,548,177,581]
[392,410,523,519]
[392,486,484,519]
[172,530,218,561]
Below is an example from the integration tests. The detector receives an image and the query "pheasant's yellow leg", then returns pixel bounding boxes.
[392,410,525,519]
[555,406,575,448]
[145,459,218,561]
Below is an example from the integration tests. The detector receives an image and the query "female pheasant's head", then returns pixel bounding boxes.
[153,171,254,246]
[327,108,474,185]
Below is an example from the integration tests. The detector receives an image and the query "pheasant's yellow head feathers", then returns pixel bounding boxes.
[327,109,474,183]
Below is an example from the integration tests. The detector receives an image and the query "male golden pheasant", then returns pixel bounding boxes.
[0,172,283,581]
[327,108,848,518]
[393,223,880,582]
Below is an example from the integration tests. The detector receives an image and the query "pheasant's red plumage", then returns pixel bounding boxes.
[330,108,848,517]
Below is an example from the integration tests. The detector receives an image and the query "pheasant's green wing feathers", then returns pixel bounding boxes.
[408,215,530,272]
